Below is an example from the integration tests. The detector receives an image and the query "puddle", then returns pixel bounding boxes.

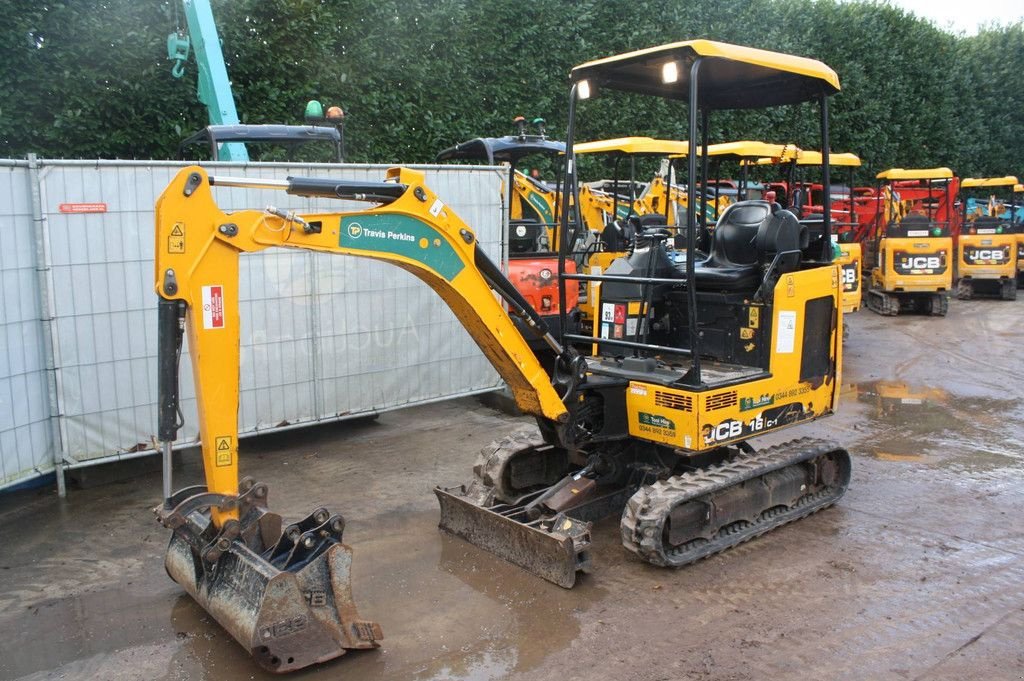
[144,511,602,680]
[851,380,1024,473]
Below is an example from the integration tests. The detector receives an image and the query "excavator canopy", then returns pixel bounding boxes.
[961,176,1019,188]
[876,167,954,181]
[435,136,565,164]
[570,39,840,108]
[573,137,690,156]
[792,151,861,167]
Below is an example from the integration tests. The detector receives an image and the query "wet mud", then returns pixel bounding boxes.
[1,298,1023,680]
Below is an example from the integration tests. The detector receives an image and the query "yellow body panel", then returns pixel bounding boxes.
[958,233,1017,280]
[836,242,862,313]
[154,166,568,515]
[1016,233,1024,273]
[872,237,953,293]
[619,265,842,451]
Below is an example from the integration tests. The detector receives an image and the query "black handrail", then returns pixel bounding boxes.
[563,334,693,357]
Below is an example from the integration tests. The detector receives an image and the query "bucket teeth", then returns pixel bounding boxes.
[157,482,380,673]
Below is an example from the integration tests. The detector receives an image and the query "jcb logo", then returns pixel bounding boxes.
[703,419,743,444]
[903,256,941,269]
[841,265,858,290]
[971,250,1004,261]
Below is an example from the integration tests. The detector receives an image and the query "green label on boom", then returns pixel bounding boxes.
[340,214,465,281]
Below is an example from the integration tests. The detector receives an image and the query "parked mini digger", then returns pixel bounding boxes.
[1016,183,1024,287]
[867,168,956,315]
[435,117,578,350]
[440,40,850,584]
[957,176,1019,300]
[153,39,851,674]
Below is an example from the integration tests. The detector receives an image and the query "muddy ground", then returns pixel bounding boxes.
[1,300,1023,681]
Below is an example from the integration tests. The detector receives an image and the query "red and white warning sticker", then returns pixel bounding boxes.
[201,285,225,329]
[59,202,107,214]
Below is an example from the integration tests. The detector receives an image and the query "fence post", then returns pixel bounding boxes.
[27,154,66,497]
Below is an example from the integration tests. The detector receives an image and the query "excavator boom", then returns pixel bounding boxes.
[153,166,570,671]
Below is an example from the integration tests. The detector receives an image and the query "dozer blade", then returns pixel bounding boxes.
[158,480,381,673]
[435,484,592,588]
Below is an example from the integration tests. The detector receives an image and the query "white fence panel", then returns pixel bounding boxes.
[33,160,507,468]
[0,162,54,489]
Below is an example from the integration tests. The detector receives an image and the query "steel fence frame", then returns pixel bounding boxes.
[0,158,509,494]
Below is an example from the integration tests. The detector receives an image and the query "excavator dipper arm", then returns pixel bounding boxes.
[152,165,569,672]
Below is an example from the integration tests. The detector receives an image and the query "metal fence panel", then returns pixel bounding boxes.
[0,162,54,488]
[33,160,507,468]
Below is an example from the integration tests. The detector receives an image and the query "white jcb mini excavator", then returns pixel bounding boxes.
[153,39,851,674]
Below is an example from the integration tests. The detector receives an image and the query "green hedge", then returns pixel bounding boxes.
[1,0,1020,180]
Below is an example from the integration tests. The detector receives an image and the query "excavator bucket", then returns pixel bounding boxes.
[435,484,593,588]
[157,479,381,673]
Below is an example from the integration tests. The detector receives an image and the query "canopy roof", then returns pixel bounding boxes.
[793,151,861,167]
[961,176,1019,188]
[573,137,690,156]
[1016,184,1024,193]
[667,140,801,160]
[570,39,840,109]
[876,167,954,180]
[434,135,565,164]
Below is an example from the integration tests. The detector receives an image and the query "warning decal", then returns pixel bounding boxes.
[201,285,225,329]
[59,202,107,214]
[215,436,233,466]
[168,223,185,254]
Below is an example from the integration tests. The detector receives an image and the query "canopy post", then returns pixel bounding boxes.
[684,58,704,387]
[820,95,832,260]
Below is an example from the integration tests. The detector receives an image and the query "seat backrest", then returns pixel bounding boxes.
[900,214,931,228]
[973,216,1001,228]
[509,219,543,254]
[756,205,805,273]
[707,200,772,266]
[638,213,668,229]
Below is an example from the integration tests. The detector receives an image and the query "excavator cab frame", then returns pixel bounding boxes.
[692,140,802,220]
[572,136,692,231]
[785,150,864,316]
[442,40,850,587]
[569,137,692,332]
[867,167,956,316]
[957,175,1020,300]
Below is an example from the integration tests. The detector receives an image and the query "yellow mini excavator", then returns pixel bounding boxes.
[957,176,1019,300]
[153,39,851,674]
[439,40,850,587]
[867,168,955,316]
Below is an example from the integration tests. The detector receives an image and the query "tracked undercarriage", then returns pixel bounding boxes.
[437,428,852,586]
[866,288,948,316]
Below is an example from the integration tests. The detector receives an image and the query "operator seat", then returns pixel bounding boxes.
[971,215,1002,232]
[691,201,806,291]
[885,213,930,238]
[756,205,807,274]
[690,200,771,290]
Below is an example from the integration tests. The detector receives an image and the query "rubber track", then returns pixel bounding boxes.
[866,289,900,316]
[620,437,851,568]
